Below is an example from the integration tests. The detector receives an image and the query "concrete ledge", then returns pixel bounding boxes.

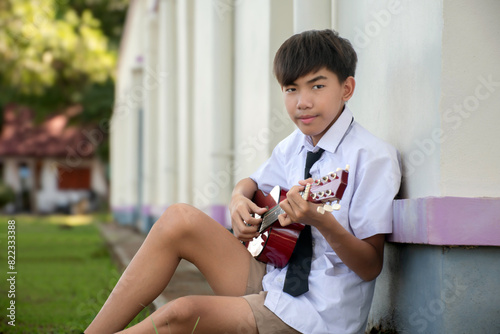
[390,197,500,246]
[368,243,500,333]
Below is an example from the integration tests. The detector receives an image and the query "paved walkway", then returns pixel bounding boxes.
[98,222,213,310]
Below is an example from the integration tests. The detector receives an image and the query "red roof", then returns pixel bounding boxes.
[0,104,97,158]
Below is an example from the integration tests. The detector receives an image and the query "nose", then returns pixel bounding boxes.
[296,91,313,110]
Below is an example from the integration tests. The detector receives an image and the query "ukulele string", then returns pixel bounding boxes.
[261,205,285,230]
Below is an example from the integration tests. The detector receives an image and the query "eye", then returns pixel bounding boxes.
[312,84,325,90]
[284,87,296,93]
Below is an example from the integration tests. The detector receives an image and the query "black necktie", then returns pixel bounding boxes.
[283,148,324,296]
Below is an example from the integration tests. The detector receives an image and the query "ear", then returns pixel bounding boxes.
[342,76,356,101]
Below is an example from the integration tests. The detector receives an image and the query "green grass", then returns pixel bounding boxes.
[0,214,151,333]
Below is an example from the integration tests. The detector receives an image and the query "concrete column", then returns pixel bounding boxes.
[131,60,144,227]
[140,6,160,232]
[176,0,195,204]
[191,0,234,226]
[233,0,273,183]
[233,0,294,184]
[293,0,331,33]
[331,0,339,30]
[269,0,295,151]
[155,0,177,218]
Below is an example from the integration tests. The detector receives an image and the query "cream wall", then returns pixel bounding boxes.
[338,0,500,198]
[111,0,499,228]
[439,0,500,197]
[337,0,444,198]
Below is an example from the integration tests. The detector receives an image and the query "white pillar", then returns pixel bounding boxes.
[156,0,177,215]
[269,0,295,151]
[293,0,332,33]
[140,5,160,231]
[176,0,195,204]
[233,0,294,183]
[191,0,234,226]
[233,0,273,183]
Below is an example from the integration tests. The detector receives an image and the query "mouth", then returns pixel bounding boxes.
[297,115,317,125]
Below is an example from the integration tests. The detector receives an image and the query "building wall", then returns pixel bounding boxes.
[334,1,500,332]
[1,157,107,213]
[439,0,500,197]
[111,1,500,330]
[111,0,500,223]
[338,0,444,198]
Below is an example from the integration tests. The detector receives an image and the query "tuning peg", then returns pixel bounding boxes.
[317,206,325,214]
[345,164,350,172]
[332,202,341,211]
[322,204,334,212]
[328,172,337,179]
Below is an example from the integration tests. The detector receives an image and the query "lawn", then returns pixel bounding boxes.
[0,214,150,333]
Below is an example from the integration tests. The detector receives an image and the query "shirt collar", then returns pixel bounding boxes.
[297,105,354,155]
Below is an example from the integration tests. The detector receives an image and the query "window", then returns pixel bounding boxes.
[57,167,91,189]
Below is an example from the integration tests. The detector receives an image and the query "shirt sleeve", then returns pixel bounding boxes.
[348,145,402,240]
[249,142,289,195]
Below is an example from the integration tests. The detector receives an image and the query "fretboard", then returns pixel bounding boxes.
[259,205,285,233]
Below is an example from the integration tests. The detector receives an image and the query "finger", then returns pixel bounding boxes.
[250,202,268,215]
[238,225,260,241]
[240,214,262,227]
[278,213,292,227]
[298,178,314,186]
[232,214,258,238]
[279,198,296,221]
[287,187,308,208]
[235,206,262,227]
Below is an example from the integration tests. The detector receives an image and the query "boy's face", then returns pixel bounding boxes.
[282,68,355,146]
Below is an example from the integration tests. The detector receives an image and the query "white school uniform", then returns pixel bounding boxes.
[250,106,401,334]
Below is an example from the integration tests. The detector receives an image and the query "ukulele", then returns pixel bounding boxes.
[245,166,349,268]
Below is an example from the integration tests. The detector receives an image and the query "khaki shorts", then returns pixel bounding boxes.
[242,258,301,334]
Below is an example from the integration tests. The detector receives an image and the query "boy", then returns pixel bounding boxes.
[86,29,401,334]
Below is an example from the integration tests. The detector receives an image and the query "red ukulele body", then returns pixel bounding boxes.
[245,167,349,268]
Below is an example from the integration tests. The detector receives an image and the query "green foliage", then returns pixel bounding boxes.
[0,181,15,208]
[0,0,127,151]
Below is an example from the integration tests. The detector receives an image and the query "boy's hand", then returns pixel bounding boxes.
[230,193,267,242]
[278,178,324,227]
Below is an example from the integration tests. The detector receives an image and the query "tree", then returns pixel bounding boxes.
[0,0,128,160]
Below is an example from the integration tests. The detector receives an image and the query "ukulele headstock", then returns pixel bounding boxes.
[306,165,349,214]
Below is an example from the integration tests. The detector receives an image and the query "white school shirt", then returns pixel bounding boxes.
[249,106,401,334]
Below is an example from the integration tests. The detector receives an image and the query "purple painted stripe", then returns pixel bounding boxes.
[210,205,230,229]
[151,205,169,218]
[111,205,136,213]
[390,197,500,246]
[141,205,152,216]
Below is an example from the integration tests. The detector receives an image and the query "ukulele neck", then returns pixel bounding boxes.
[259,186,309,233]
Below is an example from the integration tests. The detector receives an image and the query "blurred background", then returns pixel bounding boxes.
[1,0,499,333]
[0,0,128,216]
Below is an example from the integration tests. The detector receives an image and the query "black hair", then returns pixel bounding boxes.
[273,29,357,86]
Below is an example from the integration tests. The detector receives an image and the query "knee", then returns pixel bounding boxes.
[151,203,197,238]
[157,296,201,329]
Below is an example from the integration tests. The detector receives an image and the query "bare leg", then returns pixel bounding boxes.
[85,204,254,333]
[119,295,257,334]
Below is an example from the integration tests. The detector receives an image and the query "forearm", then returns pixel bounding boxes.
[231,177,258,200]
[313,215,384,281]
